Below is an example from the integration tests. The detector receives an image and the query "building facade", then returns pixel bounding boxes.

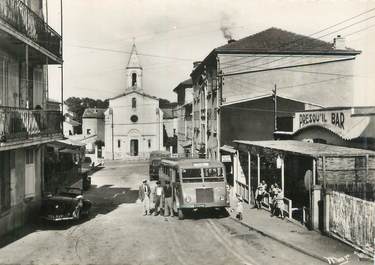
[0,0,63,236]
[173,78,193,156]
[104,44,163,160]
[82,108,105,141]
[190,27,360,160]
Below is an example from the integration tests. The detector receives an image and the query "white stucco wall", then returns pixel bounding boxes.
[219,53,357,107]
[104,92,162,160]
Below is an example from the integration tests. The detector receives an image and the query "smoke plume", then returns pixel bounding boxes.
[220,12,235,40]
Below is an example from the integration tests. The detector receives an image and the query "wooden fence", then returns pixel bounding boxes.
[328,191,375,255]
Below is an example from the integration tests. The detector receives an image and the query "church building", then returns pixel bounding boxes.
[104,44,164,160]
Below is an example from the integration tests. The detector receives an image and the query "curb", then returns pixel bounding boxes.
[229,215,328,263]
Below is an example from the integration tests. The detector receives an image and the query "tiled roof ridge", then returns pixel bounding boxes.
[217,27,358,52]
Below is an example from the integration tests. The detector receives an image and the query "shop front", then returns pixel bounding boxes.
[233,140,375,231]
[277,107,375,150]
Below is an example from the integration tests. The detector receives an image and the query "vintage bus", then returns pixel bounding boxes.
[159,159,229,219]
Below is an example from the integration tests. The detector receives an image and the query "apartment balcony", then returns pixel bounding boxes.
[0,0,62,64]
[0,107,62,147]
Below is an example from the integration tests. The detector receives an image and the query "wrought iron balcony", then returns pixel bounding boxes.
[0,107,62,143]
[0,0,62,59]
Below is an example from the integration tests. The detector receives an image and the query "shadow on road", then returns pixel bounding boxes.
[85,184,139,216]
[0,183,139,249]
[181,208,229,220]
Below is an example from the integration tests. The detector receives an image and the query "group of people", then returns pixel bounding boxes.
[255,180,285,219]
[138,179,174,217]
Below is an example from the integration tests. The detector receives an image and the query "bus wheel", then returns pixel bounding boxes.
[178,209,184,220]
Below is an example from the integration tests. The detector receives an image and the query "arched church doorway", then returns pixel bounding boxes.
[130,139,139,156]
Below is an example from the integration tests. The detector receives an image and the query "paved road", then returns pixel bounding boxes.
[0,160,325,265]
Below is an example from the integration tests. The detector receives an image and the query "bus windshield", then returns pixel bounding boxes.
[203,168,225,182]
[181,168,202,183]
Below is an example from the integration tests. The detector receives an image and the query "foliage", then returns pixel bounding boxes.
[64,97,109,123]
[94,140,105,147]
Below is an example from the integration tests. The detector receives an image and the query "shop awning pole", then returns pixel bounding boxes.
[312,159,316,186]
[248,150,251,204]
[281,157,285,192]
[257,153,260,185]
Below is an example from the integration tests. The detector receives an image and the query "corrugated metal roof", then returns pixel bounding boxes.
[234,140,375,157]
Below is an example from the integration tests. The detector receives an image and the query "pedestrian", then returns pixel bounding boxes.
[274,187,285,219]
[163,181,174,217]
[270,183,279,217]
[255,181,265,209]
[139,179,151,215]
[153,181,163,216]
[268,184,276,214]
[236,195,244,221]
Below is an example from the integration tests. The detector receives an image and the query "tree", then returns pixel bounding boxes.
[64,97,109,131]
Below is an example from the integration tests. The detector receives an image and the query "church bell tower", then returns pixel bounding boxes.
[126,43,143,92]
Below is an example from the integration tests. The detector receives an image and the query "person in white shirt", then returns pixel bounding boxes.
[153,181,164,216]
[139,179,151,215]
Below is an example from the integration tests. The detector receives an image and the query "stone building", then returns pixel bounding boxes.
[173,78,193,156]
[0,0,63,236]
[190,27,361,160]
[82,108,105,141]
[104,44,163,160]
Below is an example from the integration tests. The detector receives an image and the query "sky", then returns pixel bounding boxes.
[46,0,375,106]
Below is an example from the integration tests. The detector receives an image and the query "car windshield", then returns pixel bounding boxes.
[203,168,225,182]
[181,168,202,183]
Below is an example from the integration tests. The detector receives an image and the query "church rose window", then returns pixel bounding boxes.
[131,115,138,123]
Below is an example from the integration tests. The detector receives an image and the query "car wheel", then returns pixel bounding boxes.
[178,209,184,220]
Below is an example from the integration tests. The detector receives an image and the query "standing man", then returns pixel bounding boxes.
[139,179,151,215]
[153,181,164,216]
[163,181,174,217]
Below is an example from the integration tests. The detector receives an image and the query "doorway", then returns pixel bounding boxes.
[130,139,139,156]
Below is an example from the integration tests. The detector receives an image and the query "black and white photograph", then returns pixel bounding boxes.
[0,0,374,264]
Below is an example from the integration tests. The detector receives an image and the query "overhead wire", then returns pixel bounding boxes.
[219,8,375,75]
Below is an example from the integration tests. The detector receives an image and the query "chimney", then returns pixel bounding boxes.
[193,61,201,68]
[333,35,346,50]
[227,39,236,44]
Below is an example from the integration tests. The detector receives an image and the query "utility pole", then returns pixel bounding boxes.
[272,84,277,132]
[60,0,64,133]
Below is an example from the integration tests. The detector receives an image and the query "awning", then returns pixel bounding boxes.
[234,140,375,158]
[56,138,86,147]
[220,145,236,154]
[59,148,81,154]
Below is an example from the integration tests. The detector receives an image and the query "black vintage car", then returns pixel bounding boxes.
[41,187,92,222]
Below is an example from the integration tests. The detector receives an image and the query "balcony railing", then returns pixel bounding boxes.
[0,107,62,143]
[0,0,62,59]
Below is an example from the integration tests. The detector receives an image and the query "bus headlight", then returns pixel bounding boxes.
[185,196,192,203]
[219,195,225,201]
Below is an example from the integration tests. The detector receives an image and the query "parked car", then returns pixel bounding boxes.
[41,187,92,222]
[149,150,170,181]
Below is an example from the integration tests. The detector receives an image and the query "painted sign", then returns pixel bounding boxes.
[297,111,346,130]
[292,109,370,140]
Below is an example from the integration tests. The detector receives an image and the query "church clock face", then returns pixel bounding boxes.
[130,115,138,123]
